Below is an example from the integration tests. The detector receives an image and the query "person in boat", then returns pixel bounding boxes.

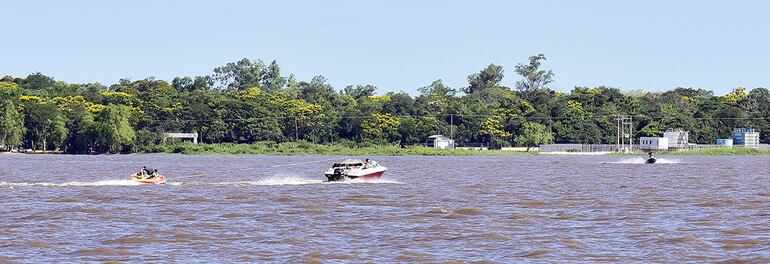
[139,166,149,179]
[364,159,372,169]
[139,167,156,179]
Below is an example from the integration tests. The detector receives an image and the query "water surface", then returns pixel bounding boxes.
[1,154,768,263]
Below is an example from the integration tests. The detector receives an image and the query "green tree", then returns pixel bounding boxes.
[212,58,264,90]
[515,54,554,101]
[466,64,504,94]
[0,100,24,150]
[94,105,136,153]
[515,122,553,151]
[343,84,377,99]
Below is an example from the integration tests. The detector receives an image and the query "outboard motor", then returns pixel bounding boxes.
[329,168,348,181]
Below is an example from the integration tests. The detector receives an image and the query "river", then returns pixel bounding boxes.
[1,154,768,263]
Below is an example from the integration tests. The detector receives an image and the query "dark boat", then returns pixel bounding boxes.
[646,153,656,164]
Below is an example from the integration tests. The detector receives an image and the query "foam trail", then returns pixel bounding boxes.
[59,179,141,186]
[1,180,141,187]
[170,176,403,186]
[609,157,679,164]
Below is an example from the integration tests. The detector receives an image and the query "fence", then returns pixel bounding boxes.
[540,143,770,153]
[539,144,639,153]
[686,144,770,151]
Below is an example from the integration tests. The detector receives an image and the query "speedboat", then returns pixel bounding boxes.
[130,173,167,184]
[324,159,387,182]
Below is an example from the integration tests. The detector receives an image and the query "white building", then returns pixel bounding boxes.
[663,129,689,150]
[426,135,454,149]
[639,137,669,152]
[732,128,759,147]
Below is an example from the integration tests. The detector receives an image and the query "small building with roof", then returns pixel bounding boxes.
[639,137,669,152]
[426,135,454,149]
[663,129,689,151]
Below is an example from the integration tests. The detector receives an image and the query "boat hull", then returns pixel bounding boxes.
[325,170,385,182]
[130,173,167,184]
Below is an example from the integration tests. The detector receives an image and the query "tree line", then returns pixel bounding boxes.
[1,54,768,153]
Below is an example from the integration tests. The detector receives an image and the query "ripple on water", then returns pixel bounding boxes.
[395,250,434,262]
[72,248,139,256]
[716,239,760,250]
[45,197,80,203]
[301,252,355,262]
[448,232,511,241]
[102,237,158,245]
[720,228,751,235]
[516,249,550,258]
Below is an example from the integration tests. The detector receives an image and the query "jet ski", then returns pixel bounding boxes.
[324,159,387,182]
[646,153,657,164]
[130,173,167,184]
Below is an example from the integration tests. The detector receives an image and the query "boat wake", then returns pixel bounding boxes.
[1,179,141,187]
[608,157,679,164]
[170,176,403,186]
[1,176,402,188]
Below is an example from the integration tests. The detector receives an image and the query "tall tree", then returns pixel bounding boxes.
[515,54,554,100]
[515,122,554,151]
[343,84,377,99]
[212,58,264,90]
[0,100,24,150]
[466,64,504,94]
[94,105,136,153]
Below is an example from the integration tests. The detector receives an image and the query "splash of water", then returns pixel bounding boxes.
[59,180,141,186]
[609,157,679,164]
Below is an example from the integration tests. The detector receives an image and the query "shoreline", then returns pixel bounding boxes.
[5,143,770,156]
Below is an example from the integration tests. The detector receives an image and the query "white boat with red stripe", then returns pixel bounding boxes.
[324,159,387,182]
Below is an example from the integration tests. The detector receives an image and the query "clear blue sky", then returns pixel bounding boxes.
[3,0,769,95]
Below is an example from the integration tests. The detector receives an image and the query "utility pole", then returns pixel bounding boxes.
[615,116,633,153]
[449,114,454,140]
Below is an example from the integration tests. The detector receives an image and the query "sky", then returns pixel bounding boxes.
[2,0,769,95]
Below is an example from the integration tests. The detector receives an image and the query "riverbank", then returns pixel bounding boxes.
[659,147,770,155]
[141,142,538,156]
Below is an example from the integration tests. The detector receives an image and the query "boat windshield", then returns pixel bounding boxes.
[333,162,363,168]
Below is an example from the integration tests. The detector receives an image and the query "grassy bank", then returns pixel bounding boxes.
[141,142,539,156]
[605,147,770,156]
[661,147,770,156]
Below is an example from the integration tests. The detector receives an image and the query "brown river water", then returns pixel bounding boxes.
[1,154,768,263]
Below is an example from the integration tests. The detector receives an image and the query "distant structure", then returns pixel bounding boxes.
[163,132,199,144]
[639,137,668,152]
[663,129,689,151]
[615,116,633,152]
[732,128,759,147]
[716,138,733,147]
[426,135,454,149]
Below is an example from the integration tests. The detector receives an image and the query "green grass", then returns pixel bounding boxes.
[141,142,770,156]
[661,147,770,156]
[141,142,539,156]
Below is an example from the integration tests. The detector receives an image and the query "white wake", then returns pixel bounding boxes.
[1,179,141,187]
[609,157,679,164]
